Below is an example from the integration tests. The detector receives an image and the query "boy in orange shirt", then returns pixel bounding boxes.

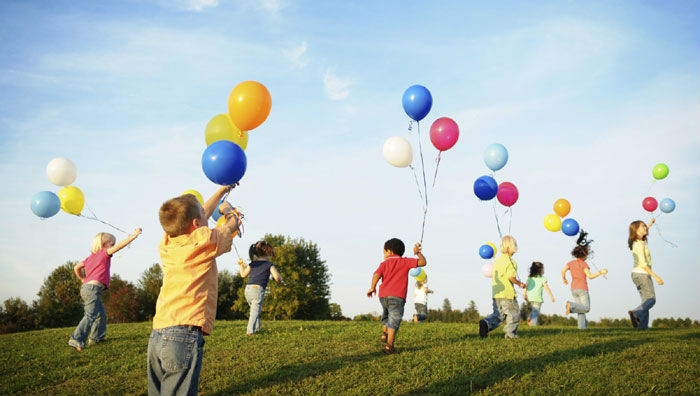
[147,185,239,396]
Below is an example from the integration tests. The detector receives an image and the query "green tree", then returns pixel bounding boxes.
[217,269,245,320]
[329,303,343,320]
[441,298,452,313]
[463,300,480,323]
[135,263,162,321]
[0,297,36,334]
[34,262,83,329]
[102,274,139,323]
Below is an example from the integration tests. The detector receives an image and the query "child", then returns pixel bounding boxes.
[524,262,554,326]
[627,219,664,330]
[479,235,526,339]
[562,230,608,330]
[68,228,142,351]
[238,240,283,336]
[147,186,239,396]
[367,239,426,354]
[412,280,433,323]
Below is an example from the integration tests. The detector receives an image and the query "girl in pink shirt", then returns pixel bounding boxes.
[561,230,608,329]
[69,229,141,351]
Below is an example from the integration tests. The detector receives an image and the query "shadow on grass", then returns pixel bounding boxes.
[399,336,653,396]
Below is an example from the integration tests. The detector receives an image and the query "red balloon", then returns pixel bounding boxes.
[497,182,519,207]
[642,197,658,212]
[429,117,459,151]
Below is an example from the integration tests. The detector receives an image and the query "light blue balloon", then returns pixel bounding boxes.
[484,143,508,171]
[660,198,676,214]
[408,267,422,277]
[30,191,61,218]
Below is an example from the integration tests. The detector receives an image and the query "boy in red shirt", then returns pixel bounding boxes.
[367,238,426,354]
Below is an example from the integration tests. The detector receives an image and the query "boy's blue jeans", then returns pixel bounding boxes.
[483,298,520,338]
[245,284,265,334]
[569,289,590,329]
[147,325,204,396]
[414,303,428,322]
[631,273,656,330]
[528,302,542,326]
[69,283,106,348]
[380,296,405,331]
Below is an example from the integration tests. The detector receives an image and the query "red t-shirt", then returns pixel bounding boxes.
[83,249,112,288]
[566,259,589,291]
[374,255,419,299]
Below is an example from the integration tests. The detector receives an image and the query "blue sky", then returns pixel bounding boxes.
[1,0,698,322]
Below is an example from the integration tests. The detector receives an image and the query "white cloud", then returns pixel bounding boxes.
[259,0,285,13]
[323,70,352,100]
[283,41,309,68]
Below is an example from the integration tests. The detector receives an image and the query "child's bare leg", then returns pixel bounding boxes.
[386,328,396,346]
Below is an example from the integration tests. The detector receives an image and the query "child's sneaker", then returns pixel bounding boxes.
[628,311,639,328]
[478,319,488,338]
[68,339,83,352]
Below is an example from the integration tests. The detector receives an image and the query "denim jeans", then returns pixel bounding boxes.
[569,289,590,329]
[245,284,265,334]
[68,283,107,348]
[483,298,520,338]
[529,302,542,326]
[147,326,204,396]
[380,296,405,330]
[414,303,427,322]
[631,273,656,330]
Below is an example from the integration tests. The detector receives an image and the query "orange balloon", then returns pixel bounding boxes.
[227,81,271,131]
[553,198,571,218]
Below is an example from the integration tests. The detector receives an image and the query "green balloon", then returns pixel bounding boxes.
[652,163,669,180]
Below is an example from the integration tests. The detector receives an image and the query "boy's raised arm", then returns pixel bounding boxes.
[203,184,236,219]
[414,243,427,267]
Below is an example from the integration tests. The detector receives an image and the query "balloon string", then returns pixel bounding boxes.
[80,206,128,234]
[492,199,503,240]
[232,242,241,260]
[652,220,678,248]
[408,165,426,210]
[646,180,656,196]
[508,207,513,235]
[587,258,606,280]
[416,121,429,210]
[431,151,442,189]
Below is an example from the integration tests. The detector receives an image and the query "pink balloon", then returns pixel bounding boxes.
[481,263,493,278]
[643,197,658,212]
[497,182,519,207]
[429,117,459,151]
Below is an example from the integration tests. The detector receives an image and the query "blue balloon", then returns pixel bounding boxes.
[660,198,676,213]
[408,267,422,277]
[202,140,247,186]
[30,191,61,218]
[561,218,580,236]
[484,143,509,171]
[479,244,494,259]
[473,175,498,200]
[402,85,433,121]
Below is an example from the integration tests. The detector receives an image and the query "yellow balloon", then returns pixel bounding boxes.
[58,186,85,215]
[215,211,241,238]
[181,190,204,207]
[544,214,562,232]
[204,114,249,150]
[486,242,498,256]
[415,270,427,282]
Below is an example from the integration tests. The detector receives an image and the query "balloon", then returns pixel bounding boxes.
[481,263,493,278]
[212,200,231,222]
[181,190,204,207]
[215,211,241,238]
[652,163,669,180]
[402,85,432,121]
[479,244,494,259]
[484,144,508,171]
[30,191,61,218]
[415,270,427,282]
[473,175,498,201]
[408,267,422,277]
[544,214,562,232]
[57,186,85,215]
[486,242,497,256]
[204,114,249,150]
[497,182,519,207]
[202,140,248,185]
[642,197,658,212]
[561,218,580,236]
[659,198,676,214]
[228,81,271,131]
[46,157,77,186]
[383,136,413,168]
[553,198,571,218]
[429,117,459,151]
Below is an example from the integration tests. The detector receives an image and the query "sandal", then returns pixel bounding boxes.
[383,344,396,355]
[380,331,388,343]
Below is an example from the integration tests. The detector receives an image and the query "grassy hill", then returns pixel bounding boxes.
[0,320,698,395]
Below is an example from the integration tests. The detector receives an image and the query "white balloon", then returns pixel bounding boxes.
[46,157,77,186]
[382,136,413,168]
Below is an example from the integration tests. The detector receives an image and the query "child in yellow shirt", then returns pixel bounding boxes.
[147,185,239,396]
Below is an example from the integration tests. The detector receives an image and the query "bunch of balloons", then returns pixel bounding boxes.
[409,267,427,282]
[31,157,85,219]
[478,242,498,278]
[201,81,271,186]
[543,198,579,236]
[642,163,675,215]
[473,144,519,207]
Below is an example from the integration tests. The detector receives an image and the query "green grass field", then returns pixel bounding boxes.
[0,320,698,395]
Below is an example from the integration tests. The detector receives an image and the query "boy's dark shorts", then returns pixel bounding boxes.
[380,296,405,331]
